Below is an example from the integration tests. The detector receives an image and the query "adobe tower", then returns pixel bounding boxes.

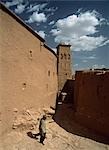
[57,43,72,92]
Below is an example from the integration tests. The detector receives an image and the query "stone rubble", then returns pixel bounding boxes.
[0,118,108,150]
[12,107,55,131]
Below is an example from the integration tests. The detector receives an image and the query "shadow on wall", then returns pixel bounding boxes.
[58,79,74,104]
[53,80,109,145]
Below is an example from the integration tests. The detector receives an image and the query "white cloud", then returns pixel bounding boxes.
[15,4,26,14]
[100,40,109,46]
[74,64,79,67]
[27,3,47,13]
[75,54,97,62]
[88,55,96,59]
[5,0,24,7]
[51,10,109,51]
[5,0,28,14]
[45,7,58,12]
[26,11,47,23]
[82,60,88,63]
[52,48,57,53]
[92,64,105,69]
[36,30,46,39]
[70,35,107,51]
[49,21,55,25]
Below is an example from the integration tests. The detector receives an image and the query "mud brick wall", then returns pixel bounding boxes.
[0,6,57,135]
[74,70,109,137]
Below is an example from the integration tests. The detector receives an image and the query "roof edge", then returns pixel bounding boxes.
[56,43,71,49]
[44,44,57,57]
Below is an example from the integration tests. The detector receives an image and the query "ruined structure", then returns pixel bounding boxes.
[0,3,57,134]
[74,69,109,137]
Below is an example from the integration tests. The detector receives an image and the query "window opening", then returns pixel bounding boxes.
[61,54,63,59]
[29,50,32,59]
[48,70,50,76]
[64,53,67,59]
[68,54,70,59]
[22,83,26,90]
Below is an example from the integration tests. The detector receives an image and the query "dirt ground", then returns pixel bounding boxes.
[0,103,109,150]
[0,118,109,150]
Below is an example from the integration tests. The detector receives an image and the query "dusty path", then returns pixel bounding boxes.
[0,119,109,150]
[0,103,109,150]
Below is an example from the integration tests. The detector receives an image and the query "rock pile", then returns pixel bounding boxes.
[12,107,55,131]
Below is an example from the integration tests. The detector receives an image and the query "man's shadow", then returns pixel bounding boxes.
[27,131,40,140]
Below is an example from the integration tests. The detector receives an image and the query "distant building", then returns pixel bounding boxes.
[57,44,72,91]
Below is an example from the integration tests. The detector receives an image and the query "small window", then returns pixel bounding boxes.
[29,50,33,60]
[68,54,70,59]
[64,53,66,59]
[61,54,63,59]
[48,70,50,76]
[30,50,32,56]
[23,83,26,86]
[40,42,43,51]
[22,83,26,90]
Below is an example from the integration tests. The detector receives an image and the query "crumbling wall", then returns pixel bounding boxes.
[74,70,109,137]
[0,7,57,135]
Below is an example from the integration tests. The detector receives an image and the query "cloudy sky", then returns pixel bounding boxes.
[1,0,109,72]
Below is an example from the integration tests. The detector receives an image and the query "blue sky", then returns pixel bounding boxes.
[1,0,109,72]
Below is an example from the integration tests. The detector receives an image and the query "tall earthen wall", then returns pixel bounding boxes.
[74,70,109,137]
[0,6,57,134]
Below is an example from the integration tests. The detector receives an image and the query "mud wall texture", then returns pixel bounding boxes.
[0,8,57,134]
[74,70,109,137]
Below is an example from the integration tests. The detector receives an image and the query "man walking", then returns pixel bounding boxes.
[39,115,46,145]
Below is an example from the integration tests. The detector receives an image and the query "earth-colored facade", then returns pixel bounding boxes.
[57,44,72,91]
[0,4,57,135]
[74,70,109,137]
